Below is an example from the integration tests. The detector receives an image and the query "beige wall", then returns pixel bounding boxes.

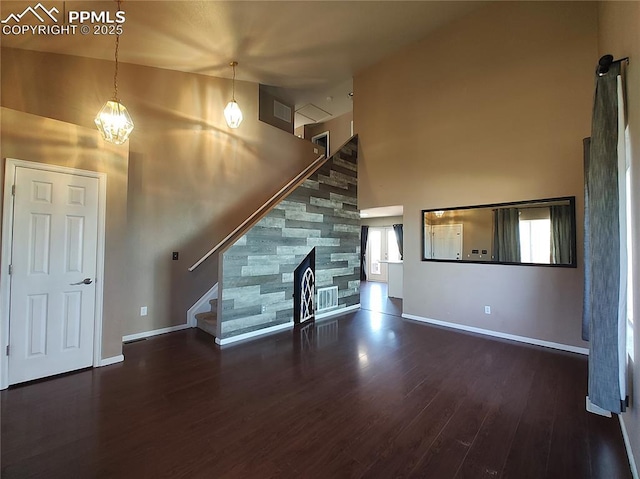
[598,0,640,472]
[1,48,320,345]
[305,111,353,157]
[259,86,294,134]
[1,109,128,359]
[355,2,597,348]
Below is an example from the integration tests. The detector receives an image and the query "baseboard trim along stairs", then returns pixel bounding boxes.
[215,304,361,346]
[195,298,218,337]
[187,283,219,328]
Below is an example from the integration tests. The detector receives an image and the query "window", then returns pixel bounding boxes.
[387,229,401,262]
[626,138,634,360]
[519,218,551,264]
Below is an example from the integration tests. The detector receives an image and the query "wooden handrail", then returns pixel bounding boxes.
[188,154,327,272]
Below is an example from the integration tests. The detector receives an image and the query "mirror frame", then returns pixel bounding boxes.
[421,196,577,268]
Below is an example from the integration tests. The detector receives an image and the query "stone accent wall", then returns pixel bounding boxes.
[220,137,359,339]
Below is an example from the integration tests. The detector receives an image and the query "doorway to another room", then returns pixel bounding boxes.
[360,206,404,316]
[366,226,401,282]
[311,131,329,158]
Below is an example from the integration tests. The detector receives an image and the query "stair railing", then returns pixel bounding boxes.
[188,153,327,272]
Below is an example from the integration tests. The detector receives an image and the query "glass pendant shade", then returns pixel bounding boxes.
[224,100,243,129]
[94,100,134,145]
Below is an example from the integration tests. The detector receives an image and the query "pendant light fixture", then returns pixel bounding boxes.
[94,0,134,145]
[224,61,243,128]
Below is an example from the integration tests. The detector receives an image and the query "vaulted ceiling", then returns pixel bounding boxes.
[1,1,484,122]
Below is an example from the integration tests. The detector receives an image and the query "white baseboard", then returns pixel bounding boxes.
[316,304,360,320]
[585,396,612,417]
[620,415,640,479]
[98,354,124,367]
[215,321,293,346]
[187,282,219,328]
[402,313,589,355]
[123,323,190,343]
[215,304,361,346]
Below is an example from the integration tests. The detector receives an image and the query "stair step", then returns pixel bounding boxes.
[195,311,216,321]
[209,298,218,307]
[196,314,218,337]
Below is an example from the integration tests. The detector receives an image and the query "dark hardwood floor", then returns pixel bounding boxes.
[1,285,632,478]
[360,281,402,317]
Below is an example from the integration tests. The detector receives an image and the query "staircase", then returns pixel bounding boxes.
[195,297,218,337]
[192,136,359,344]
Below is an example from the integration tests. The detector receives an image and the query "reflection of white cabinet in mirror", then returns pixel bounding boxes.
[430,224,463,260]
[424,220,432,259]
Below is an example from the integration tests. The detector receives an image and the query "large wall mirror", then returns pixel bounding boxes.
[422,196,577,267]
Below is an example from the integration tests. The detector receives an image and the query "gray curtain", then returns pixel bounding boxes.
[550,205,573,264]
[360,225,369,281]
[492,208,521,262]
[392,224,403,260]
[582,138,592,341]
[585,61,625,413]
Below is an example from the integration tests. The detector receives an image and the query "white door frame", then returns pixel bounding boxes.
[0,159,107,389]
[311,131,330,158]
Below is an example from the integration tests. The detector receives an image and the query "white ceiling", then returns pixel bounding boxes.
[1,1,483,123]
[360,205,404,218]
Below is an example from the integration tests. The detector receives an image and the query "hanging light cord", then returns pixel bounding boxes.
[231,62,236,102]
[113,0,121,101]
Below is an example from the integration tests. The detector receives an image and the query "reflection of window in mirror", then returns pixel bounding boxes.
[519,208,551,263]
[519,218,551,263]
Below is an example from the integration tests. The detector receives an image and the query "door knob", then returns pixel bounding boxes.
[70,278,93,285]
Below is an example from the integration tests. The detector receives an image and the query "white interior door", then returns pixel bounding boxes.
[431,224,463,260]
[8,166,99,385]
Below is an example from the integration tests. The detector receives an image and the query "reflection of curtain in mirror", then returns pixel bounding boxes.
[584,60,627,414]
[360,225,369,281]
[492,208,520,262]
[392,224,403,260]
[550,205,573,264]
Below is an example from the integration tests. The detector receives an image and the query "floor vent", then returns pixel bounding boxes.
[317,286,338,312]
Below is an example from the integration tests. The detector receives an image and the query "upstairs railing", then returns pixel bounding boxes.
[188,152,327,272]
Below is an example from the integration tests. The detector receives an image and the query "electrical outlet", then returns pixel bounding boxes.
[261,305,267,313]
[172,252,179,260]
[484,305,491,315]
[140,306,148,316]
